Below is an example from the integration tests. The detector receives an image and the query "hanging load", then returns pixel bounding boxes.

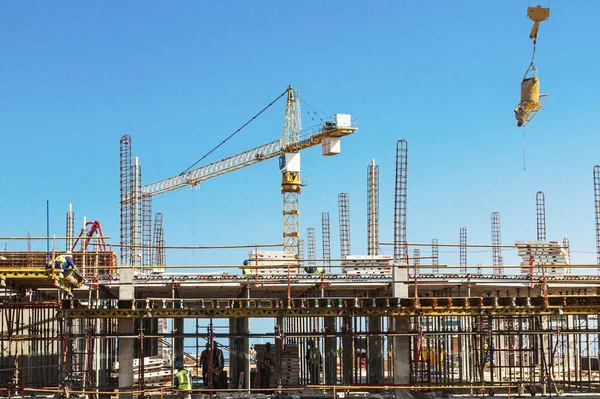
[514,69,548,127]
[514,5,550,127]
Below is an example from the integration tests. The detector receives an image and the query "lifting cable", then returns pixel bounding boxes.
[180,88,288,175]
[522,127,527,171]
[521,0,551,171]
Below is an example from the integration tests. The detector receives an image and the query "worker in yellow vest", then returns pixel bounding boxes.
[175,360,192,399]
[46,254,76,271]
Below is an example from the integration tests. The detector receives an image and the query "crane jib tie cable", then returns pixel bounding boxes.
[181,89,289,175]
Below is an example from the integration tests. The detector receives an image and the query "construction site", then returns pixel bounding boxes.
[2,3,600,399]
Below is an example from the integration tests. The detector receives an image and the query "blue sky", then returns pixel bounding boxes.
[1,1,599,273]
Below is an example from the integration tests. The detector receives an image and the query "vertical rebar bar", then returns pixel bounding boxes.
[132,157,142,267]
[338,193,351,259]
[432,239,439,273]
[159,227,166,266]
[394,140,408,262]
[563,234,571,274]
[299,239,305,270]
[66,204,74,252]
[413,249,420,267]
[367,159,380,256]
[152,213,164,267]
[322,212,331,274]
[536,191,547,241]
[141,194,152,273]
[307,227,316,273]
[594,166,600,270]
[460,227,467,273]
[120,135,132,266]
[491,212,504,274]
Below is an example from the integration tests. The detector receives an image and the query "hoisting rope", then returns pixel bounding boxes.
[522,127,527,171]
[180,88,288,175]
[520,6,541,172]
[522,44,533,172]
[523,41,538,79]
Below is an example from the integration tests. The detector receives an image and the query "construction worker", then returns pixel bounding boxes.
[174,360,192,399]
[210,341,224,389]
[306,339,322,385]
[199,343,210,386]
[46,254,76,271]
[260,342,276,389]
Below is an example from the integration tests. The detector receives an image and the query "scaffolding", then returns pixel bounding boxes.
[4,254,600,397]
[5,130,600,398]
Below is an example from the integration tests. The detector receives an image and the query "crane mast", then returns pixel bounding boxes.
[281,87,302,255]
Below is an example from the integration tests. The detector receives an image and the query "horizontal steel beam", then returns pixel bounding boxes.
[59,295,600,319]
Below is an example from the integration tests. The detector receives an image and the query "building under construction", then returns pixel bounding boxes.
[3,86,600,399]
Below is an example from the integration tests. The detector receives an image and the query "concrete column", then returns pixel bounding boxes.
[367,317,382,383]
[241,318,250,390]
[324,316,337,385]
[229,318,239,388]
[228,318,250,389]
[342,316,353,385]
[174,317,184,363]
[157,318,169,360]
[275,316,283,388]
[118,267,135,399]
[394,317,411,385]
[392,264,410,395]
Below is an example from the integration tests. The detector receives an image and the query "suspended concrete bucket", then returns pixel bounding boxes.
[514,75,548,127]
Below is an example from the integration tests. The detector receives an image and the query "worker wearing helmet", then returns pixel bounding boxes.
[306,339,322,385]
[46,254,76,271]
[210,341,225,389]
[260,342,276,389]
[199,343,210,386]
[174,359,192,399]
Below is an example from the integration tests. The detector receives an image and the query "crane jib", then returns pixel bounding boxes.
[141,119,357,197]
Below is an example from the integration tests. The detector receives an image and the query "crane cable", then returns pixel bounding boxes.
[180,88,288,175]
[522,0,549,172]
[522,40,535,172]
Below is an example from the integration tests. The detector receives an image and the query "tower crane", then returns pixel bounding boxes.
[140,86,357,268]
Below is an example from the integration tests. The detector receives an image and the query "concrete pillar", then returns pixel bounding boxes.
[157,318,169,360]
[367,317,382,383]
[392,264,410,395]
[228,318,250,389]
[275,316,283,388]
[174,317,184,363]
[342,316,353,385]
[118,267,135,399]
[324,316,337,385]
[229,318,239,388]
[242,318,250,390]
[394,317,411,385]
